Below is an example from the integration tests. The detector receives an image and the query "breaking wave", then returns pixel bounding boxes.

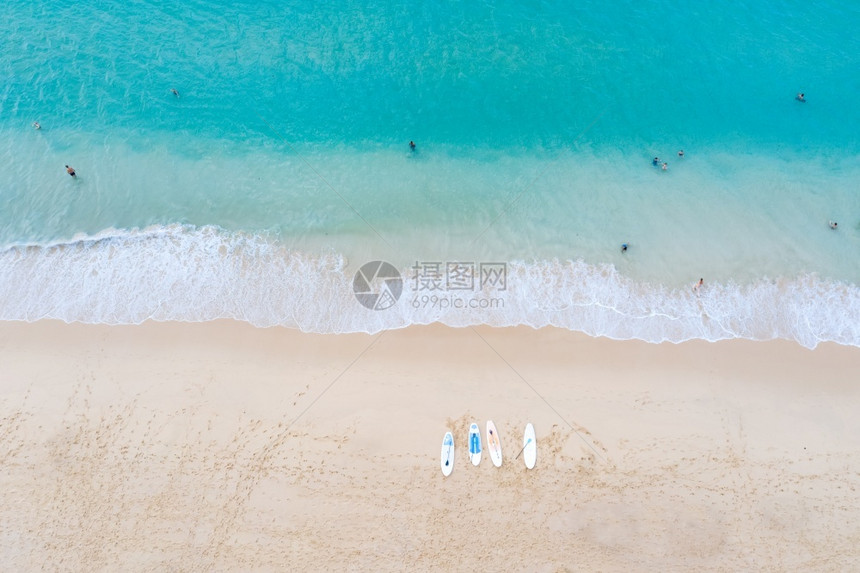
[0,225,857,349]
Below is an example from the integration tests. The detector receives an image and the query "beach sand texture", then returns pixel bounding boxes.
[1,320,859,571]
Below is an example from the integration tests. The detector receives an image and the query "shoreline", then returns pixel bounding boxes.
[1,320,859,570]
[2,225,858,348]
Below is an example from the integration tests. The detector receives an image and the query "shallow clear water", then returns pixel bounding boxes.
[1,0,858,347]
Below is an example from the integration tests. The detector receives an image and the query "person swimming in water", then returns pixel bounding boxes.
[33,121,41,130]
[171,88,180,97]
[65,165,76,177]
[652,157,660,166]
[829,221,838,229]
[661,162,668,171]
[796,93,806,102]
[678,150,684,157]
[409,140,416,151]
[621,243,628,253]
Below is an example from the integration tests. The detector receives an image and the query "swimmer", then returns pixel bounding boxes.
[796,93,805,102]
[621,243,628,253]
[661,162,668,171]
[693,278,703,293]
[409,140,416,151]
[677,150,684,157]
[652,157,660,166]
[171,88,180,97]
[829,221,838,229]
[65,165,76,177]
[32,121,41,130]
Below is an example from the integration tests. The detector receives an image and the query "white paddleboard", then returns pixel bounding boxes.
[523,423,537,469]
[441,431,454,476]
[486,420,503,467]
[468,423,482,466]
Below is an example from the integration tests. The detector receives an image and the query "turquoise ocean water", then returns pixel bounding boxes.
[1,0,858,347]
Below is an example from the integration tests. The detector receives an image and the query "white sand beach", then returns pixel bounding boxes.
[1,320,859,571]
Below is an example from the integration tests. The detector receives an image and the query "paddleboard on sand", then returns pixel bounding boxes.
[486,420,503,467]
[469,423,482,466]
[441,432,455,476]
[523,423,537,469]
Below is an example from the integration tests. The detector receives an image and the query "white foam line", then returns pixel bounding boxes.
[0,226,857,348]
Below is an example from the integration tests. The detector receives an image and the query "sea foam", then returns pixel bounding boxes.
[0,225,856,349]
